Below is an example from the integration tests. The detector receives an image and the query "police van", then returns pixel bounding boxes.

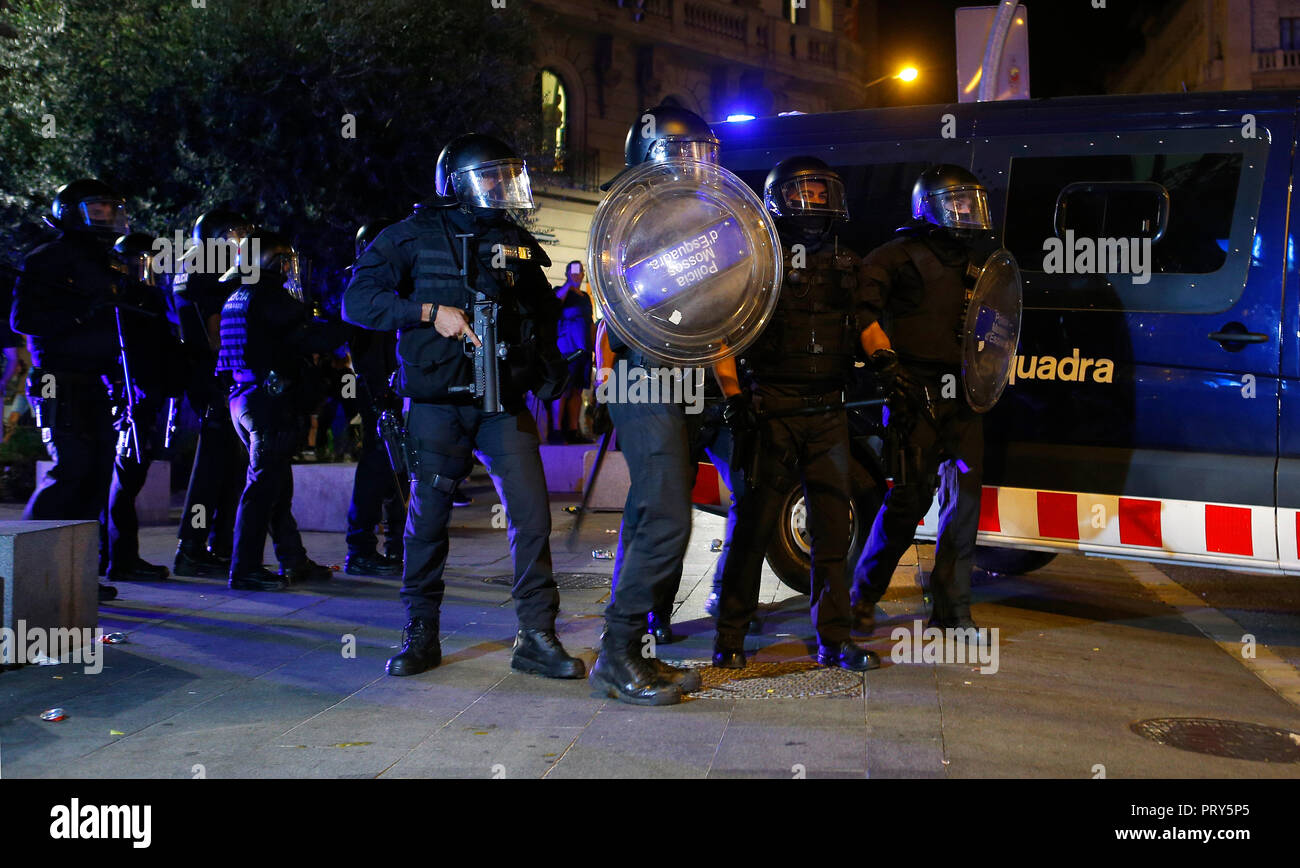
[706,89,1299,587]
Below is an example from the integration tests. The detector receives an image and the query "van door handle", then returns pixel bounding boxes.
[1208,322,1269,350]
[1207,331,1268,343]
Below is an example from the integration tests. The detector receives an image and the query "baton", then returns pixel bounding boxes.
[114,306,143,461]
[566,426,613,552]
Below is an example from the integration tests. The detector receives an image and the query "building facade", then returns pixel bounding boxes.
[522,0,878,284]
[1107,0,1300,95]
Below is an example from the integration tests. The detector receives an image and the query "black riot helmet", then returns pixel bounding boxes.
[764,156,849,243]
[112,232,161,288]
[191,209,255,247]
[354,219,397,260]
[49,179,130,241]
[912,165,992,239]
[623,104,720,168]
[434,134,535,211]
[219,229,303,302]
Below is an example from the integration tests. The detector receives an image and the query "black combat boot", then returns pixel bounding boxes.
[711,644,747,670]
[279,559,333,584]
[589,635,682,706]
[649,657,702,692]
[229,568,287,592]
[105,559,170,582]
[174,542,229,578]
[387,617,441,677]
[344,551,402,577]
[98,583,118,602]
[510,629,586,679]
[816,640,881,672]
[647,611,676,645]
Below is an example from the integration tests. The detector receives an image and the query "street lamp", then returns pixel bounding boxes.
[865,66,920,89]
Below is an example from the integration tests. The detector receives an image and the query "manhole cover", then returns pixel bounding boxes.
[663,659,862,699]
[482,573,610,590]
[1130,718,1300,763]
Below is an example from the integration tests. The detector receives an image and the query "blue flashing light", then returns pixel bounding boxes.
[725,113,756,123]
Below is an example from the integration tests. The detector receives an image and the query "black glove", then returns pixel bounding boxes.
[532,355,571,403]
[871,349,927,417]
[721,391,757,435]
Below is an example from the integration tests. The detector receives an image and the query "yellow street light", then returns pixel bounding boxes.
[866,66,921,89]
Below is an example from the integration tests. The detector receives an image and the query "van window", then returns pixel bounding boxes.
[1003,150,1252,312]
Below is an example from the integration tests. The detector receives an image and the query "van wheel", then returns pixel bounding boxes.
[973,546,1057,577]
[765,476,883,595]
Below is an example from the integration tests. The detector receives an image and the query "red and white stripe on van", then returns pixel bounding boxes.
[916,486,1298,574]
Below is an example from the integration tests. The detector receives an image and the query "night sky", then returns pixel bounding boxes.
[872,0,1186,106]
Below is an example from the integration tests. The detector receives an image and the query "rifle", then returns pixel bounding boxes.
[448,233,507,413]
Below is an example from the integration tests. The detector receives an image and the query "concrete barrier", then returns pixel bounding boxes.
[0,520,99,643]
[36,460,172,525]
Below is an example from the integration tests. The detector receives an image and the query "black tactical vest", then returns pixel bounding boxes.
[887,236,973,367]
[747,242,860,388]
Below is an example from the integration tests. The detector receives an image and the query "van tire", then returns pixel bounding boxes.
[765,471,884,595]
[973,546,1057,576]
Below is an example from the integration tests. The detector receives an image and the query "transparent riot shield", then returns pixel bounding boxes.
[587,159,782,366]
[962,248,1023,413]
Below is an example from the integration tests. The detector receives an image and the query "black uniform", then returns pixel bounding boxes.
[605,341,702,645]
[853,224,985,626]
[12,233,121,544]
[217,274,346,580]
[173,269,245,561]
[104,276,185,578]
[343,204,565,630]
[715,239,866,649]
[346,324,405,561]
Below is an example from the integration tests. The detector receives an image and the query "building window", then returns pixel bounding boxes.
[783,0,810,26]
[1283,18,1300,51]
[540,69,568,174]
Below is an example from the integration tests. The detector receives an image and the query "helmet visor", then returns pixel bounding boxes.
[769,176,849,220]
[78,198,130,234]
[451,159,535,210]
[925,186,992,231]
[647,136,720,165]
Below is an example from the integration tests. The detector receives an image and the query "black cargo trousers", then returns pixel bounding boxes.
[178,373,244,557]
[401,401,558,630]
[105,395,165,574]
[604,357,705,644]
[715,384,853,649]
[24,374,116,544]
[228,381,310,578]
[853,365,984,625]
[346,400,405,560]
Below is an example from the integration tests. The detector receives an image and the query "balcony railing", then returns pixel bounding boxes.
[1255,49,1300,70]
[589,0,866,86]
[683,1,747,42]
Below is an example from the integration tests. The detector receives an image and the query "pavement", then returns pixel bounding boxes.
[3,469,1300,779]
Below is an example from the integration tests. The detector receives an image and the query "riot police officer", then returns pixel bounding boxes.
[343,220,405,577]
[104,232,186,583]
[217,231,342,590]
[589,105,722,706]
[711,157,880,672]
[11,179,133,601]
[852,165,994,633]
[343,133,583,681]
[173,209,253,577]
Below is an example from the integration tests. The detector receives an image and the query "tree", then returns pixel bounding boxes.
[0,0,540,283]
